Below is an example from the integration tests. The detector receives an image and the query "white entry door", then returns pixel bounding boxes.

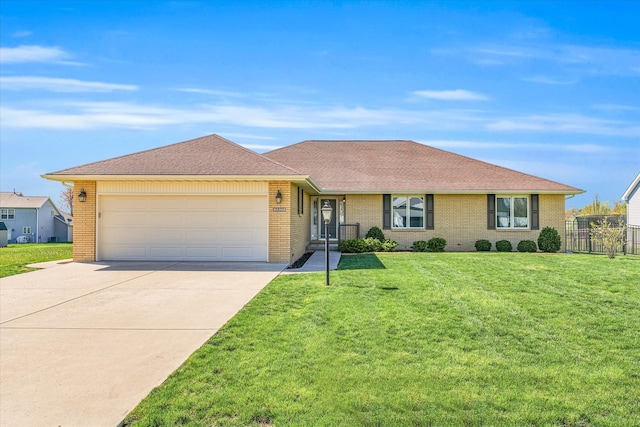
[99,195,268,261]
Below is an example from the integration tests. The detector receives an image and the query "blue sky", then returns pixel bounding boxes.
[1,0,638,210]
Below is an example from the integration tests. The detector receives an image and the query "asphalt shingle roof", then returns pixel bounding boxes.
[45,135,582,194]
[47,134,300,177]
[0,192,50,209]
[264,140,582,193]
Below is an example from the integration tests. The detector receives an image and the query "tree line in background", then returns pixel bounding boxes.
[565,194,626,220]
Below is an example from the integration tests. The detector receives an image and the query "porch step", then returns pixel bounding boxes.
[307,241,340,251]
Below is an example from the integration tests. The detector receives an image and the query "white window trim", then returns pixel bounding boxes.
[23,226,32,234]
[1,209,15,220]
[391,195,425,229]
[496,195,530,230]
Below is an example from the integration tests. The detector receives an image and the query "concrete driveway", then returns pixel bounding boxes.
[0,260,286,427]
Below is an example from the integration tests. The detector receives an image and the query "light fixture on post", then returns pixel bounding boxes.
[321,200,333,286]
[78,188,87,203]
[275,189,282,204]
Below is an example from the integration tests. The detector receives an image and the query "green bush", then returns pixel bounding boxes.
[427,237,447,252]
[538,226,562,253]
[365,226,385,241]
[517,240,538,253]
[496,240,513,252]
[363,237,382,252]
[380,239,398,252]
[338,238,397,253]
[475,239,492,251]
[338,239,369,253]
[411,240,429,252]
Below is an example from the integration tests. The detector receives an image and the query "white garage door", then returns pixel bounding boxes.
[100,196,268,261]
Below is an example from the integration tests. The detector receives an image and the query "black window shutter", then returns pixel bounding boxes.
[531,194,539,230]
[383,194,391,229]
[487,194,496,230]
[425,194,434,230]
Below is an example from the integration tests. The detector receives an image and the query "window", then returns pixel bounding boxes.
[496,196,529,229]
[23,226,31,234]
[392,196,424,228]
[1,209,15,220]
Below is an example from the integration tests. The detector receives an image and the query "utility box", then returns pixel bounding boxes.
[0,222,8,248]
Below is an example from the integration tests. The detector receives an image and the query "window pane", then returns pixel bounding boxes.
[392,196,407,227]
[409,197,424,228]
[497,197,511,228]
[514,197,528,228]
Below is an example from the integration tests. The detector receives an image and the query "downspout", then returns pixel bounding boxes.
[36,207,39,243]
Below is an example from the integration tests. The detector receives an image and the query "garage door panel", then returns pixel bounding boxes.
[100,196,268,261]
[185,247,221,258]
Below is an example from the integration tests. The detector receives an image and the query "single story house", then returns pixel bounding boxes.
[42,134,583,263]
[0,192,72,244]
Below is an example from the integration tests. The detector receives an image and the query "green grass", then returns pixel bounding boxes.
[124,253,640,427]
[0,243,73,278]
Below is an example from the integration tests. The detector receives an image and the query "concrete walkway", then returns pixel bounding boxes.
[0,260,286,427]
[282,250,341,274]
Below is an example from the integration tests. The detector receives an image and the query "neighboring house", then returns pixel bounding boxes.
[42,134,583,263]
[622,172,640,226]
[0,192,72,243]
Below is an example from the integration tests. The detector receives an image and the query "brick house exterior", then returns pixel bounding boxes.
[43,135,582,263]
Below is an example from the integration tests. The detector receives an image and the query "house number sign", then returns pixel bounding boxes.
[272,207,286,212]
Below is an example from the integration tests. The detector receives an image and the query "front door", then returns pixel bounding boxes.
[320,199,337,239]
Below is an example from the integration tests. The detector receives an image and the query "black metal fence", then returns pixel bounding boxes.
[565,218,639,255]
[627,225,640,256]
[338,223,360,242]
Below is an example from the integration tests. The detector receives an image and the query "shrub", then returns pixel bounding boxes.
[363,237,382,252]
[365,226,385,241]
[590,217,626,259]
[475,239,492,252]
[338,238,397,253]
[380,239,398,252]
[338,239,369,253]
[517,240,537,253]
[411,240,428,252]
[496,240,513,252]
[427,237,447,252]
[538,226,562,253]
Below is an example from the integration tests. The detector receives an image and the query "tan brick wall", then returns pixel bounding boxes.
[268,181,291,263]
[345,193,567,252]
[73,181,96,261]
[290,183,311,264]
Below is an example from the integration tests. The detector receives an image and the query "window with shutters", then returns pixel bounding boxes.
[392,196,424,229]
[496,196,529,229]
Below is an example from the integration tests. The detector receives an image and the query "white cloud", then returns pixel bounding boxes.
[0,45,71,63]
[486,113,640,137]
[0,76,138,92]
[173,88,247,97]
[522,76,577,85]
[413,89,488,101]
[12,31,33,38]
[421,140,608,153]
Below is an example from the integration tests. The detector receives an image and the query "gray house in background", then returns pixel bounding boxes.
[0,192,72,243]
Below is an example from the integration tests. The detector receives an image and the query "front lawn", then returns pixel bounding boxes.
[0,243,73,278]
[124,253,640,426]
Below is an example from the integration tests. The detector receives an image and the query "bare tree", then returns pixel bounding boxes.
[59,187,74,215]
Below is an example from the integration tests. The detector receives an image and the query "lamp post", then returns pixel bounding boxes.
[321,200,333,286]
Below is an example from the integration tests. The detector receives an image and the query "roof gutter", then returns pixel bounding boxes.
[41,174,323,194]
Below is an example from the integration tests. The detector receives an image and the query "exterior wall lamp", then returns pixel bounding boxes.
[78,188,87,203]
[321,200,333,286]
[275,190,282,204]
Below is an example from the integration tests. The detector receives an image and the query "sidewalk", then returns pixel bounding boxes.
[283,250,341,274]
